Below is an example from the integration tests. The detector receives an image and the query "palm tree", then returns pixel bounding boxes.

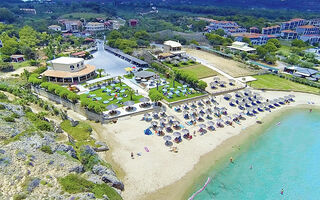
[127,88,135,101]
[169,70,176,88]
[97,68,105,78]
[118,76,123,86]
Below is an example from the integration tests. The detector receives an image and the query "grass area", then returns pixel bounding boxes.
[277,45,291,57]
[80,82,143,111]
[60,120,96,148]
[59,174,122,200]
[150,80,204,102]
[12,60,31,70]
[250,74,320,94]
[163,60,197,68]
[180,64,218,79]
[60,12,106,20]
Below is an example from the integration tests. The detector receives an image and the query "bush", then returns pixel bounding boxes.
[35,121,53,131]
[40,145,53,154]
[3,116,15,122]
[59,174,122,199]
[0,92,8,101]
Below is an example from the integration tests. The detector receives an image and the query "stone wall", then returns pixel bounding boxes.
[31,86,104,123]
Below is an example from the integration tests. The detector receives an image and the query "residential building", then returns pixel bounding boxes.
[296,25,320,35]
[43,57,96,84]
[163,40,185,55]
[206,20,246,34]
[48,25,61,32]
[300,35,320,44]
[20,8,37,15]
[249,27,260,33]
[262,25,281,35]
[280,18,306,30]
[227,42,256,53]
[233,33,276,45]
[129,19,138,27]
[281,30,298,39]
[308,18,320,27]
[10,55,25,62]
[284,66,318,79]
[85,22,105,32]
[59,19,82,32]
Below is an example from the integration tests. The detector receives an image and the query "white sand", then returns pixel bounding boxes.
[95,90,320,200]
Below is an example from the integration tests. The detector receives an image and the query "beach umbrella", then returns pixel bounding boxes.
[164,85,169,88]
[90,94,96,97]
[163,135,172,141]
[124,100,135,106]
[144,113,150,117]
[139,97,150,103]
[224,94,232,100]
[233,114,239,118]
[183,85,188,88]
[117,97,123,101]
[207,121,215,126]
[168,92,173,96]
[101,86,106,89]
[157,127,163,132]
[170,88,175,91]
[111,93,116,96]
[95,97,102,101]
[103,100,109,104]
[175,91,180,94]
[213,77,220,81]
[151,121,158,126]
[111,84,116,87]
[160,118,166,123]
[162,88,168,92]
[115,87,121,89]
[182,129,189,134]
[168,116,174,121]
[189,88,194,91]
[84,91,89,94]
[198,124,206,129]
[120,89,126,93]
[106,88,112,92]
[182,89,187,93]
[229,79,235,83]
[107,104,118,110]
[177,86,182,89]
[173,132,181,137]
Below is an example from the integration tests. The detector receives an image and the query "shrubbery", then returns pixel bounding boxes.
[40,82,79,103]
[40,145,53,154]
[26,112,53,131]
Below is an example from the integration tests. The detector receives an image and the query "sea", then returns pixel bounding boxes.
[190,109,320,200]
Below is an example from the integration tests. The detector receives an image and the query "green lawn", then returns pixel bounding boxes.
[80,83,143,111]
[180,64,218,79]
[250,74,320,94]
[60,12,106,20]
[163,60,197,68]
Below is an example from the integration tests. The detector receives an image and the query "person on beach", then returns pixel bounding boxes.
[281,188,284,195]
[230,157,233,163]
[131,152,134,159]
[310,109,312,112]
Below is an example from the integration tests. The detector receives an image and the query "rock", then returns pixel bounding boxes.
[93,141,109,152]
[0,103,24,116]
[102,175,124,191]
[55,125,63,134]
[48,160,54,165]
[10,129,20,138]
[16,151,26,161]
[69,165,84,173]
[92,165,115,177]
[87,193,95,199]
[27,178,40,192]
[55,144,78,159]
[81,145,96,156]
[86,173,104,184]
[28,162,34,167]
[70,119,79,127]
[0,149,5,154]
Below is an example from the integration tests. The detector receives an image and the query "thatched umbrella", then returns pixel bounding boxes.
[107,104,118,110]
[124,101,135,107]
[139,97,150,103]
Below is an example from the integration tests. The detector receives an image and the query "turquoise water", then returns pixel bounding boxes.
[192,110,320,200]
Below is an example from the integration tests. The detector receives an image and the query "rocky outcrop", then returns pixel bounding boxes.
[92,165,124,191]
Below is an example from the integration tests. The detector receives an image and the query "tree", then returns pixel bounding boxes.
[197,80,207,90]
[214,29,226,37]
[107,30,122,41]
[268,39,281,48]
[256,46,268,58]
[21,45,36,60]
[242,37,252,46]
[148,90,164,106]
[0,33,19,57]
[0,8,15,23]
[127,88,135,101]
[19,26,40,48]
[96,69,104,78]
[291,39,306,48]
[22,69,31,80]
[118,76,123,86]
[240,51,248,60]
[264,42,278,52]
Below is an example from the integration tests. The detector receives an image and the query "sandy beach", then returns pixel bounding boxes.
[92,90,320,200]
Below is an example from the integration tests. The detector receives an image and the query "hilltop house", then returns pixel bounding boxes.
[262,25,281,36]
[281,30,298,40]
[59,19,83,32]
[10,55,25,63]
[249,27,260,33]
[280,18,306,30]
[42,57,96,84]
[205,20,246,35]
[296,25,320,35]
[48,25,61,32]
[300,35,320,44]
[85,22,105,32]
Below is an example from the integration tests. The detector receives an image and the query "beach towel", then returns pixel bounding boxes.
[144,147,149,152]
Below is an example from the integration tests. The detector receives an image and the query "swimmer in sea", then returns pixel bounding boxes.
[230,157,233,163]
[281,188,284,195]
[250,165,252,170]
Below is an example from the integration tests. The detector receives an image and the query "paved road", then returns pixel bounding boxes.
[85,41,133,76]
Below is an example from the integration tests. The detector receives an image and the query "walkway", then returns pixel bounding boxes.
[122,78,148,96]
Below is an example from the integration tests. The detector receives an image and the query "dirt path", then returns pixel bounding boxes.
[0,67,37,79]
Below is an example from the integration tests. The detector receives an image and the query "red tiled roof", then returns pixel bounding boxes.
[298,25,316,29]
[281,30,297,33]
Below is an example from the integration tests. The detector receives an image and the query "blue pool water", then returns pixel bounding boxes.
[192,110,320,200]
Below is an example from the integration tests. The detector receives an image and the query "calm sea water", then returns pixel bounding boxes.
[192,110,320,200]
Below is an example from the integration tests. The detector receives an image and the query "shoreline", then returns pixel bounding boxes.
[141,104,320,200]
[92,90,320,200]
